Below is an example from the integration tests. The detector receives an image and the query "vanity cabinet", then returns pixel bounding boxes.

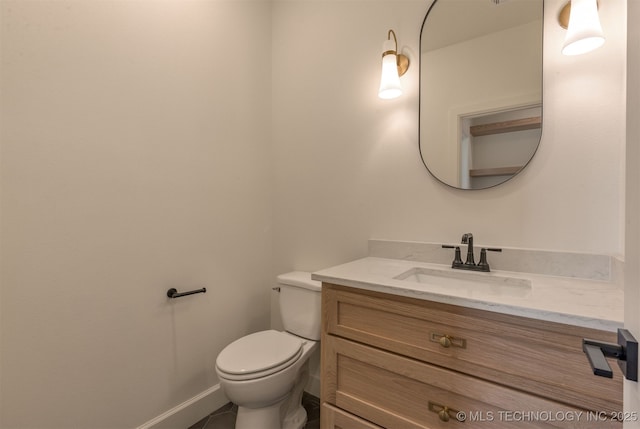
[320,283,622,429]
[321,403,383,428]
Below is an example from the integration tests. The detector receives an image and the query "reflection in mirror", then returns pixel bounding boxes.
[419,0,543,190]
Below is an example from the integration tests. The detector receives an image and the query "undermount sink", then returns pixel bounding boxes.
[394,266,532,298]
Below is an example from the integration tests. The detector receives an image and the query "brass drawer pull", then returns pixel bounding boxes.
[428,401,464,422]
[431,332,467,349]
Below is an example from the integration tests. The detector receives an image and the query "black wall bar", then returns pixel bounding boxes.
[167,287,207,299]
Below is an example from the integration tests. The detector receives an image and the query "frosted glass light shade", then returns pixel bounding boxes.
[378,39,402,99]
[562,0,605,56]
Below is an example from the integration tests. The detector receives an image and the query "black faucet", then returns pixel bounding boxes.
[442,234,502,272]
[461,233,475,266]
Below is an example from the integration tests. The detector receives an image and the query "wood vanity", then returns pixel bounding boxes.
[320,283,623,428]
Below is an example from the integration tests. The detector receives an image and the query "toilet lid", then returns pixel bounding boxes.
[216,330,303,377]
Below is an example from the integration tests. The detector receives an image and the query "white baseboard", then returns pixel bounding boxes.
[136,384,228,429]
[306,374,320,399]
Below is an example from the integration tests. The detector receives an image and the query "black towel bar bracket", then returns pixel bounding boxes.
[167,287,207,299]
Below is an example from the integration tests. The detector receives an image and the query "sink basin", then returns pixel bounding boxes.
[394,267,532,298]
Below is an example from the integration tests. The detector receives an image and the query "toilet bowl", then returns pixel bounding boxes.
[215,272,321,429]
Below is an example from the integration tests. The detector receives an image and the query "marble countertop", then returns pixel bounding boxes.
[312,256,624,332]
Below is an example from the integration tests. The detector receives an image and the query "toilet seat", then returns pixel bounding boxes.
[216,330,304,381]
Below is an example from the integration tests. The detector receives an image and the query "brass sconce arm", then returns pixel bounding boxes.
[383,29,409,77]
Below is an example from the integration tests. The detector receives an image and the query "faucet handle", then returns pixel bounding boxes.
[477,248,502,272]
[442,245,463,268]
[477,249,490,271]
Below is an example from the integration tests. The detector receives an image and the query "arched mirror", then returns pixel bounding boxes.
[419,0,543,190]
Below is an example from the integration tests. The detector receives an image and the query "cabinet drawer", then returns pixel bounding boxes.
[322,283,622,413]
[321,403,383,429]
[322,335,620,429]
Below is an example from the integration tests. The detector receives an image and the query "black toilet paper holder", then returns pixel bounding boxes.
[582,328,638,381]
[166,287,207,299]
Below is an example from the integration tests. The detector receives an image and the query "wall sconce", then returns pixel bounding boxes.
[558,0,605,56]
[378,29,410,100]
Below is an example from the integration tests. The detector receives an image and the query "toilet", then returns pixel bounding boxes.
[215,272,321,429]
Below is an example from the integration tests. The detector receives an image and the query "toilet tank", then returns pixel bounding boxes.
[277,271,322,341]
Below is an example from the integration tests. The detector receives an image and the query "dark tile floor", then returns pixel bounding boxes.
[188,393,320,429]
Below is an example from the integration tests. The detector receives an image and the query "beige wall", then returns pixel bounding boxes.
[0,0,631,427]
[1,1,272,427]
[271,0,626,281]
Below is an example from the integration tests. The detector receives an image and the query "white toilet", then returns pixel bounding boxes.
[215,272,321,429]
